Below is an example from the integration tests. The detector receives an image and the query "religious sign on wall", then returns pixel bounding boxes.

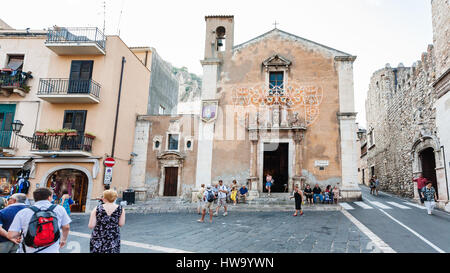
[201,100,219,122]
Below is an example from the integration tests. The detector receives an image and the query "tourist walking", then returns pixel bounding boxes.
[198,185,215,223]
[290,185,304,216]
[0,193,28,253]
[89,189,125,253]
[374,176,380,196]
[303,184,313,204]
[265,174,274,196]
[421,181,438,215]
[413,173,428,203]
[7,187,71,253]
[197,184,206,214]
[214,180,228,217]
[60,190,74,216]
[369,177,376,195]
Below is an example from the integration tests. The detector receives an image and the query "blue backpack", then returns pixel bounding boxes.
[206,190,215,202]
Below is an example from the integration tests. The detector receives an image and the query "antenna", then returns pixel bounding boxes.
[117,0,125,35]
[102,1,106,35]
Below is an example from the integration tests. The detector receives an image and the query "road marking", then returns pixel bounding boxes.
[368,201,392,209]
[69,231,193,253]
[339,202,354,210]
[377,209,445,253]
[386,201,411,209]
[354,202,373,209]
[340,209,395,253]
[403,201,427,210]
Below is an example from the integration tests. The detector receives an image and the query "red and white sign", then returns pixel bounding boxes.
[104,157,116,167]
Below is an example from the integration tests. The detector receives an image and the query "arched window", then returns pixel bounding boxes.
[216,26,226,52]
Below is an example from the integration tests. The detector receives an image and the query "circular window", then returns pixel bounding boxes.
[155,141,160,148]
[186,141,192,149]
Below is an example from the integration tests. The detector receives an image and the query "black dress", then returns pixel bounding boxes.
[90,204,122,253]
[294,191,302,210]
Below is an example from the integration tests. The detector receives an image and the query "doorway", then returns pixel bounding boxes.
[419,148,438,198]
[164,167,178,196]
[263,143,289,193]
[46,169,88,212]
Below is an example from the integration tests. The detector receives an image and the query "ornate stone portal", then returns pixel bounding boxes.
[247,108,306,199]
[156,151,185,197]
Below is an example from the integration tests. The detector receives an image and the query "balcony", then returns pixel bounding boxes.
[0,131,18,155]
[45,27,106,55]
[37,78,100,103]
[0,73,32,97]
[30,133,94,157]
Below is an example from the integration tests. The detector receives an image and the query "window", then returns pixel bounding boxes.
[269,71,284,90]
[63,110,87,133]
[7,55,24,71]
[69,60,93,93]
[159,105,165,115]
[0,104,16,148]
[167,134,179,151]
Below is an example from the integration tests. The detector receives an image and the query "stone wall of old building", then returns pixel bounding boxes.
[365,45,437,197]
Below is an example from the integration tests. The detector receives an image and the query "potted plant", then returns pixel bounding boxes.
[66,129,78,137]
[56,129,66,137]
[35,130,46,136]
[46,129,56,136]
[84,132,96,139]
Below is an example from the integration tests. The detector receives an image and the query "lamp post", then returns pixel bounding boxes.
[11,120,35,143]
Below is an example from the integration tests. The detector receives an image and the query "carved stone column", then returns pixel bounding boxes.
[280,107,288,127]
[248,129,260,200]
[292,129,305,192]
[272,105,280,128]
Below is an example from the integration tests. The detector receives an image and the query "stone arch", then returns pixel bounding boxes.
[411,135,447,201]
[40,164,94,211]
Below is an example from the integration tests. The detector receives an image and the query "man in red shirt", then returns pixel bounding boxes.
[413,173,427,202]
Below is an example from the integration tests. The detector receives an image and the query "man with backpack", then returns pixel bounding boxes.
[198,185,216,223]
[7,187,71,253]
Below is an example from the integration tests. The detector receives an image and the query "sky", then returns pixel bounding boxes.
[0,0,433,127]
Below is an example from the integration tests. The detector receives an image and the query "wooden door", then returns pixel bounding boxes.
[164,167,178,196]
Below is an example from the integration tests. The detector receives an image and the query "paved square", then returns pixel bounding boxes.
[63,211,375,253]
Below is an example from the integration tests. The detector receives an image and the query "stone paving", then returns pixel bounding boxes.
[65,211,374,253]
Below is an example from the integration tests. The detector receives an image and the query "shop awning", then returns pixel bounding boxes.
[7,58,24,70]
[0,159,30,169]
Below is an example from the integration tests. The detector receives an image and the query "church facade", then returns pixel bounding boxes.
[131,16,361,201]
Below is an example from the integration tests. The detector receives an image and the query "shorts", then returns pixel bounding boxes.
[203,201,214,210]
[216,198,227,208]
[266,182,272,188]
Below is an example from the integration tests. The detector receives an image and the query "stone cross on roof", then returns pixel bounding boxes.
[273,21,279,29]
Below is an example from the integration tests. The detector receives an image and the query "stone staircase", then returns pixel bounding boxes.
[124,194,341,214]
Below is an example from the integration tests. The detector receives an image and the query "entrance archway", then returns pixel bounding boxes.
[263,143,289,192]
[46,169,88,212]
[419,148,438,198]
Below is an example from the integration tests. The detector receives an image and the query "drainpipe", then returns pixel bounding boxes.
[111,56,126,158]
[441,145,449,201]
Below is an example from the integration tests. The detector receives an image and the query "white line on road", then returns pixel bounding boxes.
[403,202,427,210]
[386,202,411,209]
[376,209,445,253]
[69,231,193,253]
[354,202,373,209]
[339,202,354,210]
[340,209,395,253]
[368,201,392,209]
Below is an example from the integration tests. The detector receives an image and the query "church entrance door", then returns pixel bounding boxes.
[164,167,178,196]
[263,143,289,193]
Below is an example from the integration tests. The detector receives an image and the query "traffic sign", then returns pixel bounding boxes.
[104,167,113,185]
[104,157,115,167]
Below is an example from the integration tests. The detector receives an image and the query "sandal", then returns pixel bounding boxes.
[197,220,204,223]
[293,214,298,216]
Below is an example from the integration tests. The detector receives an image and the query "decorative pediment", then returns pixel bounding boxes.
[262,54,292,69]
[157,151,186,161]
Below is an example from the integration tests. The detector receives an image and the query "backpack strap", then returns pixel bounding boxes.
[28,206,41,213]
[46,204,57,212]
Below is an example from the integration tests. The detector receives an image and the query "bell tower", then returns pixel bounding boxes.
[203,15,234,60]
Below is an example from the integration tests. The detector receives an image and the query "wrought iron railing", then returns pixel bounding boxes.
[30,134,94,153]
[0,131,18,149]
[0,74,27,90]
[38,78,101,98]
[46,27,106,50]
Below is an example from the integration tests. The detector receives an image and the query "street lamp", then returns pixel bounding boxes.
[11,120,24,134]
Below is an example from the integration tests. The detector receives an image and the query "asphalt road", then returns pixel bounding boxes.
[340,185,450,253]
